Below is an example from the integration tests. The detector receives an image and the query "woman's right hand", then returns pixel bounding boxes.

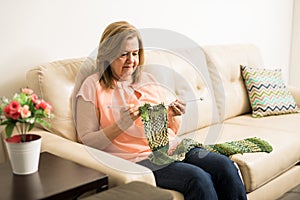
[116,104,140,131]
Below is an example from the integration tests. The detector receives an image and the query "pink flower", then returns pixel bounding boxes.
[35,100,42,109]
[0,87,54,140]
[37,100,53,111]
[46,102,53,111]
[46,103,53,112]
[44,104,53,115]
[22,88,33,95]
[19,105,31,118]
[4,100,21,120]
[40,100,48,110]
[30,94,39,104]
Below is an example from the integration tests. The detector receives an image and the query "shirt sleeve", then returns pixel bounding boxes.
[75,74,111,150]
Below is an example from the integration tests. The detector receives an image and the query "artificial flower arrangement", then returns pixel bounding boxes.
[0,88,53,142]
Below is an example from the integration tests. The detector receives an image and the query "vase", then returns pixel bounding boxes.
[4,134,42,175]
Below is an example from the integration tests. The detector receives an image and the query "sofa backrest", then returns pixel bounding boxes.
[144,49,219,135]
[26,47,219,141]
[26,58,95,141]
[203,44,264,121]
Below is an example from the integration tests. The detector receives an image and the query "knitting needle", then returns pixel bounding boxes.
[107,98,204,109]
[106,105,128,109]
[183,97,204,103]
[165,97,204,107]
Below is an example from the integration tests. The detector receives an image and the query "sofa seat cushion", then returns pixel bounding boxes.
[225,113,300,133]
[180,123,300,193]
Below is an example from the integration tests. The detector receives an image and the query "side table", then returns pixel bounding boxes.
[0,152,108,200]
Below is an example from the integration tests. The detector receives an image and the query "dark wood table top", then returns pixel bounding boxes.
[0,152,108,200]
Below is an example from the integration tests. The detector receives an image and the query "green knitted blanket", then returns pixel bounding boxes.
[139,103,273,166]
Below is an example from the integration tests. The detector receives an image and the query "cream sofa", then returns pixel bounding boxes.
[23,44,300,200]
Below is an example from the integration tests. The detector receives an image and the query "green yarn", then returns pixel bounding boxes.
[203,137,273,157]
[148,137,273,166]
[139,103,273,166]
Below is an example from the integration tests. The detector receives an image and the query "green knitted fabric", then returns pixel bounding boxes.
[204,137,273,157]
[139,103,273,166]
[147,137,273,166]
[139,103,169,151]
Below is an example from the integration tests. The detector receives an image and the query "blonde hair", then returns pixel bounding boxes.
[97,21,144,88]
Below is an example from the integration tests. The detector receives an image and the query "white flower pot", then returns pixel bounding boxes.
[4,134,42,175]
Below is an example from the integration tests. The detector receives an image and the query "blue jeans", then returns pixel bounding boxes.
[138,148,247,200]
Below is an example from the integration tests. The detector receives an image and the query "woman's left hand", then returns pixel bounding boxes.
[168,99,186,117]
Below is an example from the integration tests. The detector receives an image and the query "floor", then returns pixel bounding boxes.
[277,184,300,200]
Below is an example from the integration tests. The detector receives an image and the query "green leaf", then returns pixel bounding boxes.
[5,123,15,138]
[1,119,14,125]
[28,123,34,132]
[36,118,51,128]
[1,97,9,104]
[18,93,28,105]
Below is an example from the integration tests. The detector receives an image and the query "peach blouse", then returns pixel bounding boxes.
[76,72,179,162]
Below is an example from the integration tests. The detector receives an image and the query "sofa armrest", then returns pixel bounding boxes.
[288,85,300,107]
[31,128,156,188]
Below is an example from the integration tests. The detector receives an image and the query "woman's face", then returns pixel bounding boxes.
[110,37,139,81]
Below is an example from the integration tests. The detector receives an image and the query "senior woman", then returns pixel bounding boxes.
[75,21,247,200]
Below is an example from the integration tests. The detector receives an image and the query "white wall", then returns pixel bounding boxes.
[290,0,300,86]
[0,0,294,98]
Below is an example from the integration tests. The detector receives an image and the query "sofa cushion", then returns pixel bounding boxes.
[180,123,300,193]
[144,50,219,135]
[26,58,95,141]
[231,127,300,193]
[26,49,217,140]
[203,44,263,121]
[225,113,300,133]
[241,65,299,117]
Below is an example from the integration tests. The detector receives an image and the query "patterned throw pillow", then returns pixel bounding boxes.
[241,65,299,117]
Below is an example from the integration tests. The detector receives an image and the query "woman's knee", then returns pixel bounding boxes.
[184,172,218,200]
[219,155,239,174]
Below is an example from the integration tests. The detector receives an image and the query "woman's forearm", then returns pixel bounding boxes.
[76,97,124,149]
[168,113,182,134]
